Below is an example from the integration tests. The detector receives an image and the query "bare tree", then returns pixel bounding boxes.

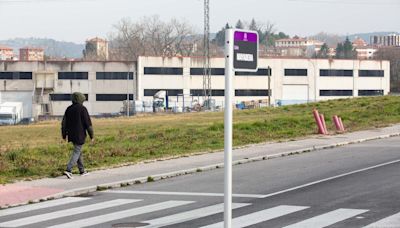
[109,16,197,60]
[375,47,400,93]
[109,18,147,60]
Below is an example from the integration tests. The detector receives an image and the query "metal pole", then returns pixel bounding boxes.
[268,66,271,107]
[224,28,234,228]
[127,70,130,117]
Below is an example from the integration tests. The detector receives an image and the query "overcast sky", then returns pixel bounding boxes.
[0,0,399,43]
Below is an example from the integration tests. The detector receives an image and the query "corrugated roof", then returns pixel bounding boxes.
[0,45,13,50]
[20,47,44,51]
[88,37,107,42]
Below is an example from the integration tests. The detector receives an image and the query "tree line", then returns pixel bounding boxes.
[107,16,289,60]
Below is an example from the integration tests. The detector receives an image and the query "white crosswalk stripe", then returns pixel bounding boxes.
[1,198,399,228]
[363,211,400,228]
[0,197,89,217]
[105,190,265,198]
[200,205,309,228]
[48,200,194,228]
[283,208,369,228]
[0,199,141,227]
[143,203,250,228]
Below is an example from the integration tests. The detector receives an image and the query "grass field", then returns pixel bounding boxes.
[1,96,400,184]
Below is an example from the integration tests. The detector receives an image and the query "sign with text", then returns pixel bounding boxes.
[233,30,259,71]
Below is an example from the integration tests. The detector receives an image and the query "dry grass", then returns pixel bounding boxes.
[0,95,400,183]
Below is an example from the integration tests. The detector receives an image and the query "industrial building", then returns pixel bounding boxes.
[0,57,390,119]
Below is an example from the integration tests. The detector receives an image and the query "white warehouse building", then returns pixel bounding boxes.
[138,56,389,106]
[0,56,390,119]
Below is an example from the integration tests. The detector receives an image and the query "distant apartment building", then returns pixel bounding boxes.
[274,37,324,57]
[275,38,324,48]
[83,37,109,60]
[0,45,14,60]
[370,34,400,47]
[19,47,44,61]
[352,37,377,60]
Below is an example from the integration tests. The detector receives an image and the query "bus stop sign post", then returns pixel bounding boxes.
[224,29,258,228]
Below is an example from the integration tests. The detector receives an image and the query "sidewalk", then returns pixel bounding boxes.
[1,124,400,208]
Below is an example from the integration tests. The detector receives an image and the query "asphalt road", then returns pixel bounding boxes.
[1,137,400,227]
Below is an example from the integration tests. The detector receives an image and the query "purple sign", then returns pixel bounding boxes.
[233,30,258,71]
[234,31,258,43]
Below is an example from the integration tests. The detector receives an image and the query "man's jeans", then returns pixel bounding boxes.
[66,144,85,173]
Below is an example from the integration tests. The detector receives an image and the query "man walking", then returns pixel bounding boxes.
[61,92,94,179]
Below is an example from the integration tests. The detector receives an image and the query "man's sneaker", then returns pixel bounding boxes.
[63,171,73,179]
[80,171,89,176]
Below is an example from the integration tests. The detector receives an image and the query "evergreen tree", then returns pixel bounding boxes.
[249,19,257,31]
[212,23,230,47]
[277,32,289,39]
[317,43,329,58]
[335,37,356,59]
[343,37,355,59]
[235,20,244,29]
[336,43,344,59]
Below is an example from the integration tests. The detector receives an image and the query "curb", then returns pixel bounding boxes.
[2,132,400,209]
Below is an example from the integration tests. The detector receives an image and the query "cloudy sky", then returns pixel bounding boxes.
[0,0,399,43]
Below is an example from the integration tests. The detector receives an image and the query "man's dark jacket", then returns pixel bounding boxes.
[61,93,94,145]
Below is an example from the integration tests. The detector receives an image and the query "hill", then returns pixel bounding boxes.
[0,38,84,59]
[310,31,399,47]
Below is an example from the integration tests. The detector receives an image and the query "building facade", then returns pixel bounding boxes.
[370,34,400,47]
[352,37,377,59]
[0,57,390,119]
[19,47,44,61]
[274,38,324,57]
[83,37,109,61]
[0,46,14,60]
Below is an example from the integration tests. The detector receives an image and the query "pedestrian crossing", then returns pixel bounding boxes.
[0,196,399,228]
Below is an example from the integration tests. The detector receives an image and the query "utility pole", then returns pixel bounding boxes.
[203,0,211,109]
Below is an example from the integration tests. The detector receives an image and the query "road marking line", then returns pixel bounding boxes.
[105,190,265,198]
[48,200,194,228]
[261,159,400,198]
[363,211,400,227]
[0,199,140,227]
[0,197,89,217]
[284,208,368,228]
[143,203,250,228]
[200,205,309,228]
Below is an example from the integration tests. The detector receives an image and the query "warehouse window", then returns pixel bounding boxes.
[144,67,183,75]
[143,89,183,96]
[58,72,88,80]
[50,94,88,101]
[359,70,384,77]
[358,90,384,96]
[235,90,270,96]
[190,89,225,96]
[0,72,32,80]
[320,90,353,96]
[235,68,271,76]
[96,72,133,80]
[284,69,308,76]
[320,69,353,77]
[190,68,225,75]
[96,94,133,101]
